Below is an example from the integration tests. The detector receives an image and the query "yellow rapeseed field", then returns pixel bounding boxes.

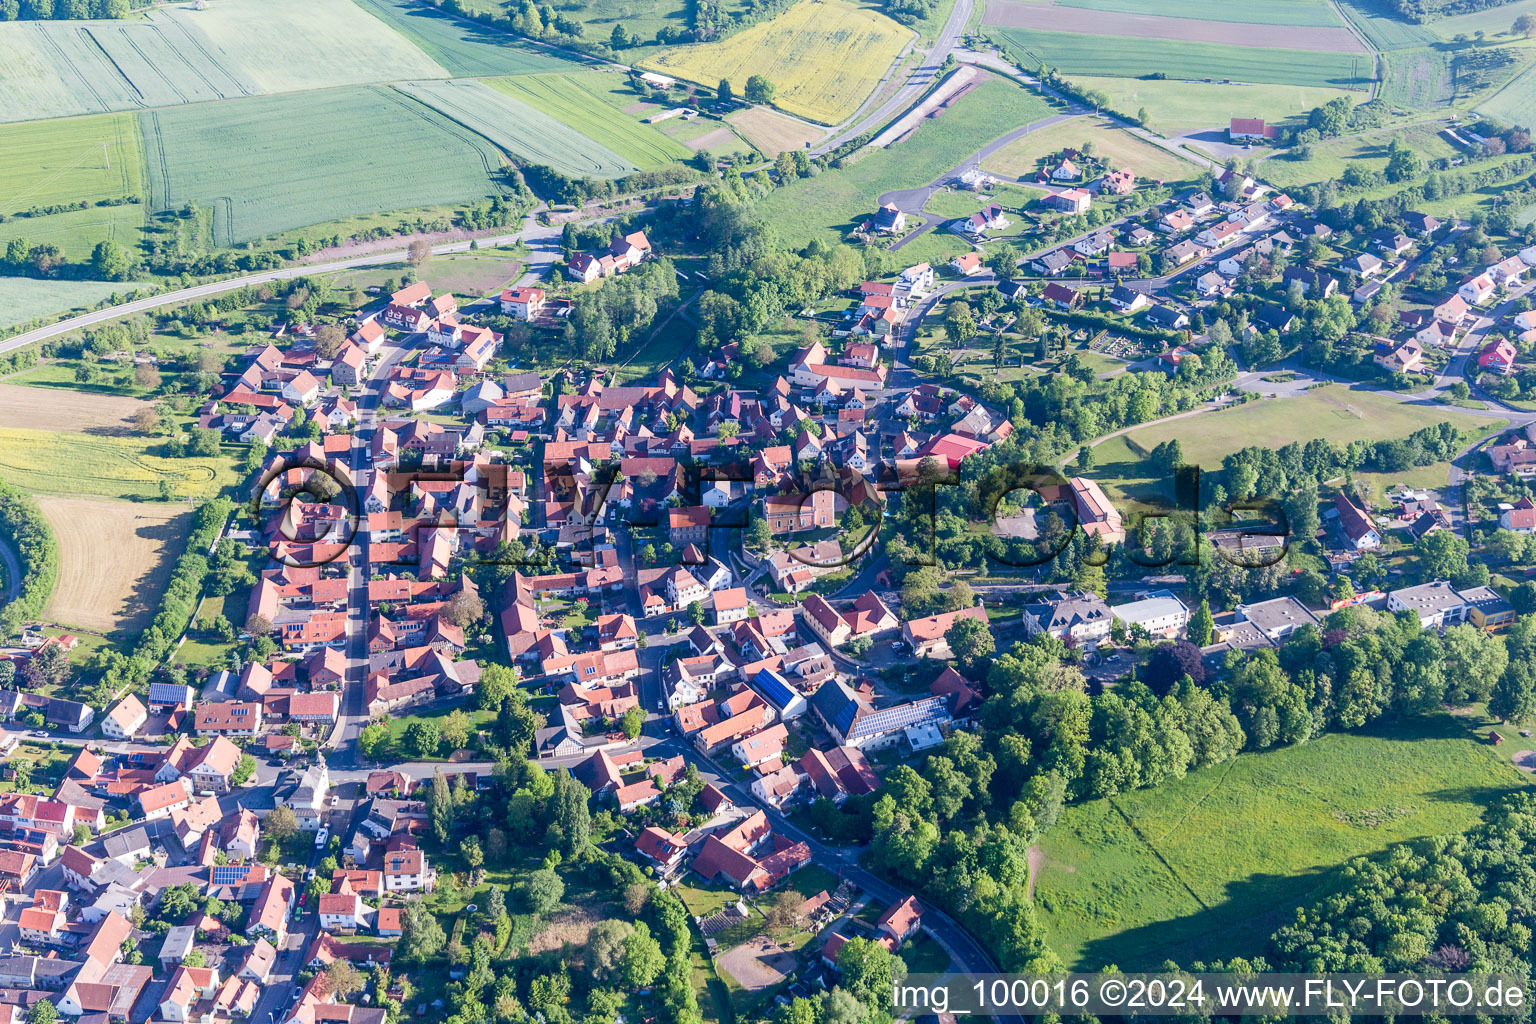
[640,0,913,125]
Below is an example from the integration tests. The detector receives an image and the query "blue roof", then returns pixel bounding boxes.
[752,669,798,711]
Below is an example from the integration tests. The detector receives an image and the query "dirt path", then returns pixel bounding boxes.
[1027,844,1045,899]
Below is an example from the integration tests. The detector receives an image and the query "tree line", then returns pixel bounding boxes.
[0,479,58,641]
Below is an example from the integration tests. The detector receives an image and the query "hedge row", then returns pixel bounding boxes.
[121,497,233,681]
[0,480,58,639]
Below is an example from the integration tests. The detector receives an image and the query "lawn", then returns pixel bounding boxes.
[755,76,1055,246]
[0,277,156,334]
[980,116,1198,182]
[141,86,514,246]
[0,428,240,501]
[1120,386,1502,474]
[991,27,1373,90]
[352,0,583,77]
[640,0,914,124]
[382,704,496,759]
[399,78,636,179]
[1035,715,1531,970]
[1065,76,1361,135]
[488,73,693,167]
[1258,121,1461,189]
[328,252,525,300]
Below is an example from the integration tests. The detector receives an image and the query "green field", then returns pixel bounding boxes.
[0,276,155,333]
[488,73,692,167]
[1066,76,1359,134]
[756,76,1055,245]
[980,115,1198,181]
[0,0,452,123]
[1332,0,1439,49]
[1121,385,1501,471]
[141,87,511,246]
[353,0,581,78]
[0,428,240,500]
[1258,121,1460,188]
[1430,0,1536,39]
[1036,716,1530,970]
[1054,0,1345,27]
[992,26,1373,89]
[1479,62,1536,129]
[1378,47,1455,108]
[400,79,636,178]
[0,113,145,256]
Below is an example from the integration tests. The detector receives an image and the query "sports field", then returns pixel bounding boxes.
[142,87,511,245]
[981,116,1197,181]
[1067,76,1360,135]
[756,76,1054,244]
[0,277,154,333]
[487,74,692,167]
[38,495,190,633]
[1035,717,1528,970]
[0,428,239,501]
[0,0,452,123]
[1479,63,1536,130]
[1054,0,1346,27]
[728,106,824,156]
[353,0,580,78]
[992,26,1372,89]
[986,0,1363,50]
[640,0,913,124]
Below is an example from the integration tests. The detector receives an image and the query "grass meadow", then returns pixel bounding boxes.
[1036,716,1529,970]
[402,79,636,178]
[1479,62,1536,130]
[354,0,582,78]
[640,0,913,124]
[142,87,512,245]
[756,76,1055,245]
[992,27,1373,89]
[1053,0,1345,27]
[1258,122,1461,188]
[487,73,692,167]
[980,116,1199,181]
[728,106,824,155]
[1066,76,1359,135]
[0,276,155,332]
[0,112,145,257]
[0,428,240,501]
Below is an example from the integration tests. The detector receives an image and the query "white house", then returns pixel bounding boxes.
[1109,591,1190,638]
[1459,274,1496,305]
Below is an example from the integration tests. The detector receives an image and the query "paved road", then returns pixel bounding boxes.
[0,535,20,606]
[0,211,570,359]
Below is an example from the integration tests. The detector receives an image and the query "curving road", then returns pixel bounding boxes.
[0,535,20,606]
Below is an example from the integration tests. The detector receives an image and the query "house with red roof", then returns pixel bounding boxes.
[1229,117,1277,141]
[1480,338,1517,375]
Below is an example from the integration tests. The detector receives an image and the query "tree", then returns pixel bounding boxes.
[405,720,441,758]
[443,588,485,628]
[622,921,666,989]
[587,919,633,982]
[717,78,733,103]
[322,959,364,999]
[407,240,432,266]
[132,363,161,392]
[1515,12,1536,36]
[1187,598,1215,647]
[230,754,257,786]
[1144,641,1205,694]
[944,617,995,673]
[440,709,473,751]
[22,644,67,688]
[546,769,590,854]
[358,721,391,760]
[764,889,803,939]
[314,324,346,360]
[519,868,565,915]
[244,614,273,637]
[27,999,57,1024]
[130,407,160,435]
[621,705,644,739]
[399,906,447,962]
[429,770,453,843]
[688,600,706,625]
[945,302,977,346]
[744,75,775,103]
[263,805,298,842]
